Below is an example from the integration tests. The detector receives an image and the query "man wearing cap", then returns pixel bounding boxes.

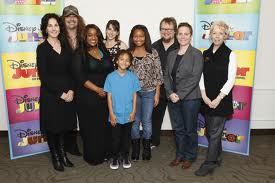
[62,5,85,156]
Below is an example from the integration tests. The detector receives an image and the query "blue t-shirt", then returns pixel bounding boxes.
[104,70,141,124]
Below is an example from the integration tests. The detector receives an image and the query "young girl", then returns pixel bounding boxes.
[195,21,237,176]
[128,25,163,161]
[104,20,128,63]
[104,50,141,170]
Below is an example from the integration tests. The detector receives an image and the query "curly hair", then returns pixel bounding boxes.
[40,13,63,39]
[62,15,85,48]
[128,24,152,53]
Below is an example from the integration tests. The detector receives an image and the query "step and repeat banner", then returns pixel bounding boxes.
[0,0,63,159]
[195,0,261,155]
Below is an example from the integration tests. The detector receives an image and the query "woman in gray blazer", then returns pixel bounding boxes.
[164,22,203,169]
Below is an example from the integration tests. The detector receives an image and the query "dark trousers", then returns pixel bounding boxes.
[64,130,79,152]
[168,99,201,161]
[151,97,167,146]
[112,123,132,159]
[205,115,226,162]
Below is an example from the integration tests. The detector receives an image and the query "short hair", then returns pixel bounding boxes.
[114,49,133,68]
[83,24,105,52]
[177,22,193,36]
[106,20,120,41]
[210,21,229,39]
[40,13,63,39]
[128,24,152,53]
[159,17,177,32]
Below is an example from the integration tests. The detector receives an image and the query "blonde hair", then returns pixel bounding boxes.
[209,21,229,40]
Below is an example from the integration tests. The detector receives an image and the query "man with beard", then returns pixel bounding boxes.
[61,5,85,156]
[151,17,179,148]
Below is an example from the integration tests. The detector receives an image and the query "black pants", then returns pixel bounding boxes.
[151,97,167,146]
[205,115,226,162]
[111,123,132,159]
[64,130,79,152]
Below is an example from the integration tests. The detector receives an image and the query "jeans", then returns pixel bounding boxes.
[131,90,155,140]
[168,99,201,161]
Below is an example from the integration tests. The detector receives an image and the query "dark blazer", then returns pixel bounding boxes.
[164,44,203,100]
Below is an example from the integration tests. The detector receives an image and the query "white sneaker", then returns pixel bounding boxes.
[122,157,131,169]
[110,159,119,170]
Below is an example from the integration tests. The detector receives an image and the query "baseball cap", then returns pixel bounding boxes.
[62,5,79,17]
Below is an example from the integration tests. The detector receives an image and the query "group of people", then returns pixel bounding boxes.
[37,5,237,176]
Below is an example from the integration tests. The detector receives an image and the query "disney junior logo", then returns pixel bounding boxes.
[15,128,47,146]
[200,20,252,40]
[5,0,56,5]
[204,0,253,5]
[2,22,43,42]
[7,59,38,80]
[11,95,40,114]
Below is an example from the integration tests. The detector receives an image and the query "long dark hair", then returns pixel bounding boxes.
[62,15,86,49]
[128,24,152,53]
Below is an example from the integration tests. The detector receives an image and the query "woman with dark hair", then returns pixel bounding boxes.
[128,25,163,161]
[164,22,203,169]
[104,20,128,65]
[37,13,77,172]
[72,24,114,165]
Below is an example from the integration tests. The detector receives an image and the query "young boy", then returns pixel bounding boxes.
[104,50,141,170]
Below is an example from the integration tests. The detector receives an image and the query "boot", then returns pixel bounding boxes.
[47,132,64,172]
[58,133,74,167]
[131,139,140,161]
[142,139,151,160]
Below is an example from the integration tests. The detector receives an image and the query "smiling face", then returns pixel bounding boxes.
[133,29,145,47]
[86,28,98,47]
[177,26,192,47]
[116,53,131,71]
[211,25,227,47]
[64,14,78,30]
[106,24,119,41]
[46,18,60,38]
[160,22,175,42]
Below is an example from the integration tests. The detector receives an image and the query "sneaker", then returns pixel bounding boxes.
[122,157,131,169]
[110,159,119,170]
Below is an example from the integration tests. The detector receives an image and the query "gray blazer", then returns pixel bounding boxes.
[164,45,203,100]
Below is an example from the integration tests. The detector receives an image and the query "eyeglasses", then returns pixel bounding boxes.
[160,28,174,32]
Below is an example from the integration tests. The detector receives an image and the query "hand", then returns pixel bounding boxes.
[65,90,74,102]
[169,93,180,103]
[129,112,136,122]
[210,97,222,109]
[109,113,117,126]
[154,94,160,107]
[202,95,212,106]
[96,87,106,98]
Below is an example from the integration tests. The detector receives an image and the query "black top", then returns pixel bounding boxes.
[171,54,183,92]
[36,40,77,133]
[72,49,114,90]
[202,42,233,116]
[152,38,179,98]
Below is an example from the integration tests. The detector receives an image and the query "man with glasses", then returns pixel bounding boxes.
[151,17,179,148]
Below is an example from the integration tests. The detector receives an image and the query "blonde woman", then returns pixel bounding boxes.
[195,21,237,176]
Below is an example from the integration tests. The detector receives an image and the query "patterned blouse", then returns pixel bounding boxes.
[130,49,163,91]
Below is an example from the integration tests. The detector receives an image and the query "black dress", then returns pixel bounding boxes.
[36,40,77,134]
[72,49,113,165]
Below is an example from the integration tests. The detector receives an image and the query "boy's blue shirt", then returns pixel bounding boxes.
[104,70,141,124]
